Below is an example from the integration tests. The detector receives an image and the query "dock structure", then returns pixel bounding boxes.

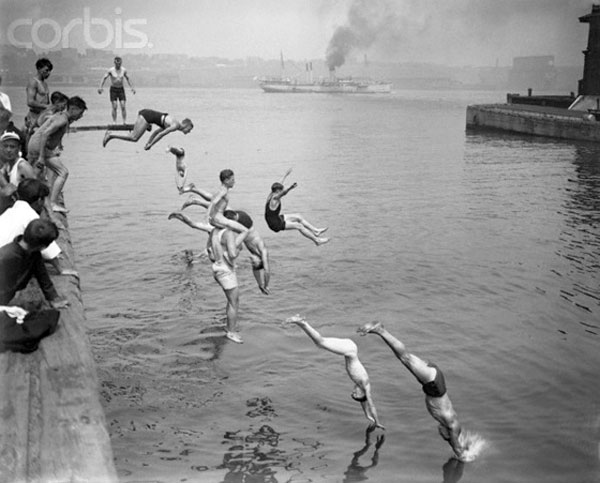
[69,123,134,133]
[466,4,600,143]
[0,212,118,482]
[466,103,600,142]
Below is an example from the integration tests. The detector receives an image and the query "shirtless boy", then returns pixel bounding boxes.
[103,108,193,151]
[25,58,52,135]
[98,56,135,123]
[28,96,87,212]
[357,322,467,460]
[207,169,247,234]
[287,314,384,429]
[207,223,250,344]
[265,181,329,246]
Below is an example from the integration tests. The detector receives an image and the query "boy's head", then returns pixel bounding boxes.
[23,219,58,251]
[180,118,194,134]
[219,169,234,186]
[50,91,69,110]
[17,178,50,213]
[67,96,87,121]
[35,58,53,78]
[271,182,284,193]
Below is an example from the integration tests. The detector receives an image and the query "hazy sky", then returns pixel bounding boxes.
[0,0,594,66]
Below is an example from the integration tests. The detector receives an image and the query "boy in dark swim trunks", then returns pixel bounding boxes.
[265,181,329,246]
[102,108,193,150]
[357,322,467,460]
[287,314,384,429]
[97,56,135,123]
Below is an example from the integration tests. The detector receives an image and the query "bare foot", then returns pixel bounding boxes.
[315,237,329,246]
[60,269,79,279]
[102,131,110,147]
[51,204,69,213]
[178,182,196,195]
[225,331,243,344]
[285,314,305,325]
[259,285,270,295]
[357,321,383,336]
[315,227,328,236]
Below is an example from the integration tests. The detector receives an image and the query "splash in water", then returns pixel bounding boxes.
[458,431,488,462]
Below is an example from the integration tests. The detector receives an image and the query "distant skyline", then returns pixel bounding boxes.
[0,0,594,67]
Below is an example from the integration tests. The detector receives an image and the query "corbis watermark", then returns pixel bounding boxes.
[5,7,152,50]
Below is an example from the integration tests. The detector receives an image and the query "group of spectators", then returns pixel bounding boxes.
[0,58,83,354]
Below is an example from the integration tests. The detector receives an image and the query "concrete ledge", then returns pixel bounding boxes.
[466,103,600,142]
[0,212,118,483]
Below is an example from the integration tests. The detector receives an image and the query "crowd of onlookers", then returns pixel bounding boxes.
[0,57,83,354]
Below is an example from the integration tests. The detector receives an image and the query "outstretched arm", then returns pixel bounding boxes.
[272,182,297,201]
[144,121,179,150]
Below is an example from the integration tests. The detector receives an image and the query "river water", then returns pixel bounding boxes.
[6,86,600,482]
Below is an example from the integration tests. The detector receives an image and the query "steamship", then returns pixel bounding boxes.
[259,76,392,93]
[258,62,391,94]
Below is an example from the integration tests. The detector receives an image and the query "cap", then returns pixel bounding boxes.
[0,131,20,143]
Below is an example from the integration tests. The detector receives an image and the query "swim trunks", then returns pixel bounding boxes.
[421,362,447,398]
[250,256,264,270]
[110,85,126,102]
[138,109,167,128]
[351,386,367,402]
[265,200,285,232]
[212,260,237,290]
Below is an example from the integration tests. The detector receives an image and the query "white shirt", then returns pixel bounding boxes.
[0,200,61,260]
[0,92,12,112]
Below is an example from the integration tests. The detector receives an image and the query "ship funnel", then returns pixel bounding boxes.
[329,67,336,81]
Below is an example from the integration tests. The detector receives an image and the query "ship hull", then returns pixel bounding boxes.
[259,81,391,94]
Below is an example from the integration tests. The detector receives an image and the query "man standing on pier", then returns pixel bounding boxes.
[25,58,52,137]
[98,56,135,124]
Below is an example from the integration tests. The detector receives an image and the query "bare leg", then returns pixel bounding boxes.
[46,155,68,212]
[168,212,212,233]
[284,213,327,235]
[103,115,148,146]
[283,220,329,246]
[181,197,210,211]
[178,183,213,200]
[223,287,242,343]
[120,100,127,124]
[357,322,435,384]
[288,315,356,356]
[110,100,118,123]
[209,213,248,234]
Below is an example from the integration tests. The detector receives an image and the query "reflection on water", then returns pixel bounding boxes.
[442,458,464,483]
[343,426,385,482]
[558,144,600,325]
[217,398,295,483]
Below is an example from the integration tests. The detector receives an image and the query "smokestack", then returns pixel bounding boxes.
[329,66,336,81]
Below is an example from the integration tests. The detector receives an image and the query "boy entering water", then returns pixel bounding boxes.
[287,314,384,429]
[357,322,485,461]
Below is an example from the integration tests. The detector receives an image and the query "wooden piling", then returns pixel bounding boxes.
[0,210,118,482]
